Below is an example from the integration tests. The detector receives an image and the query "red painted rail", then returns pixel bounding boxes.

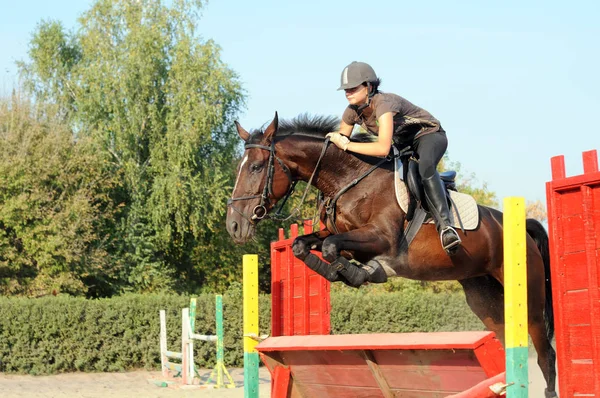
[257,331,505,398]
[270,220,330,337]
[546,149,600,397]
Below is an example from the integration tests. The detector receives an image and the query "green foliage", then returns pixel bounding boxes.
[0,95,121,297]
[17,0,246,295]
[0,290,481,374]
[331,283,482,334]
[0,293,272,374]
[6,0,500,298]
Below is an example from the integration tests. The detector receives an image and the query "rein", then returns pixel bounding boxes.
[324,146,412,234]
[324,157,390,234]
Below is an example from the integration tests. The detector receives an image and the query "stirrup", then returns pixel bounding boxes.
[440,226,461,254]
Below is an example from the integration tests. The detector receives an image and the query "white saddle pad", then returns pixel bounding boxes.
[394,156,479,231]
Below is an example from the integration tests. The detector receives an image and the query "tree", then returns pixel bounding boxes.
[18,0,245,294]
[0,94,121,297]
[526,200,547,223]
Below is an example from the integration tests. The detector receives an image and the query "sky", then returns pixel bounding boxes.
[1,0,599,208]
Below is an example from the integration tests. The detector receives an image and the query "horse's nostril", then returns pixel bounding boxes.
[231,221,239,234]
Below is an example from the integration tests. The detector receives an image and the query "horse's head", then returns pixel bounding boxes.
[226,112,295,243]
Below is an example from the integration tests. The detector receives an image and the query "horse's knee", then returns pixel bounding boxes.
[292,238,310,260]
[322,237,338,262]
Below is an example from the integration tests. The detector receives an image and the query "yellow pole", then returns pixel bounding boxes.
[243,254,259,398]
[503,197,529,397]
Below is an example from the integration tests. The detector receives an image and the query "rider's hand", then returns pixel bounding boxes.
[325,132,350,151]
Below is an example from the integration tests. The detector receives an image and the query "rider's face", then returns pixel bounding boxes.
[344,84,368,105]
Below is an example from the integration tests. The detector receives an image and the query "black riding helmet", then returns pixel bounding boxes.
[338,61,378,91]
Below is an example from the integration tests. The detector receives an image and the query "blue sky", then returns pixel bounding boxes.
[1,0,599,207]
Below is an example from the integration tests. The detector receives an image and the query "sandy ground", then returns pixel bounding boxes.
[0,367,272,398]
[0,356,553,398]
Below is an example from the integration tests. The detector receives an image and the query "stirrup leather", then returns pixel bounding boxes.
[440,226,461,251]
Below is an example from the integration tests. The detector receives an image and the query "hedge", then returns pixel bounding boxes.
[0,287,483,374]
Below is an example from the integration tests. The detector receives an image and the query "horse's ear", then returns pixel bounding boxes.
[263,112,279,141]
[234,121,250,142]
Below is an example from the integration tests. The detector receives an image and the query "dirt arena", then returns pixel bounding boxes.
[0,367,272,398]
[0,355,552,398]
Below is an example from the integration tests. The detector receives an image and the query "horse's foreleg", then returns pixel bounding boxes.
[292,231,339,282]
[321,227,390,288]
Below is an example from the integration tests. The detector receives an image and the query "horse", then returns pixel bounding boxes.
[226,112,557,397]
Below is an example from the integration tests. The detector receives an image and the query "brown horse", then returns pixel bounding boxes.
[226,113,557,397]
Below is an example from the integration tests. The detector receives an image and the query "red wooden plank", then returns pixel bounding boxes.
[261,347,502,397]
[551,155,566,180]
[561,214,586,253]
[567,325,594,357]
[296,384,388,398]
[563,290,591,325]
[271,366,291,398]
[298,383,454,398]
[546,181,572,398]
[271,244,282,337]
[556,188,583,217]
[270,224,331,337]
[284,243,293,336]
[548,170,600,191]
[303,219,313,234]
[571,362,596,395]
[373,350,490,391]
[473,336,506,377]
[257,331,499,352]
[562,251,590,291]
[281,349,488,388]
[446,372,506,398]
[581,184,600,393]
[582,149,599,174]
[546,150,600,398]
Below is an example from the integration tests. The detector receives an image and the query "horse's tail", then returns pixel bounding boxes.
[526,218,555,342]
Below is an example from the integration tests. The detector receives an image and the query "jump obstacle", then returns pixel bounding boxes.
[159,295,234,388]
[547,149,600,396]
[242,149,600,397]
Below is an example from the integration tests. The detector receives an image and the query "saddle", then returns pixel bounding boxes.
[393,147,479,251]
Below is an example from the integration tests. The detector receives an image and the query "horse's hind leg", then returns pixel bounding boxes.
[525,254,557,397]
[458,276,506,344]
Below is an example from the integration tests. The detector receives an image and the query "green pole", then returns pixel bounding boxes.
[216,294,224,387]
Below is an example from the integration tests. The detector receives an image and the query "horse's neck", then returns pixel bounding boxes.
[281,139,373,198]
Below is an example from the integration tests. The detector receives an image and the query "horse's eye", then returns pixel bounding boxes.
[250,163,264,172]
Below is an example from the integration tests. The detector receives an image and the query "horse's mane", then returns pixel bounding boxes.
[246,113,392,170]
[247,113,376,144]
[247,113,339,144]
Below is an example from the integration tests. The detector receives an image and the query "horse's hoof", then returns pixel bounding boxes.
[363,260,388,283]
[544,388,558,398]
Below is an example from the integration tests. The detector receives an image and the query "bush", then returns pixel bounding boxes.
[0,287,482,374]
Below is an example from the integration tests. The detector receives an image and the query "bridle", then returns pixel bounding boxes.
[227,137,330,224]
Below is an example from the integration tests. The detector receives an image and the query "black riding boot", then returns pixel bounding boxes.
[422,172,462,255]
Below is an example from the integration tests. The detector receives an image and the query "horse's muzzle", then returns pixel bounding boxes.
[227,219,255,244]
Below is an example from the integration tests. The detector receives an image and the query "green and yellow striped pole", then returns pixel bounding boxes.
[243,254,259,398]
[504,197,529,397]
